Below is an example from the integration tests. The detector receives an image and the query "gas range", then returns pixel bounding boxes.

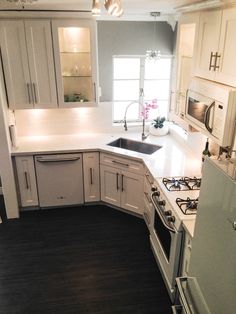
[151,176,201,231]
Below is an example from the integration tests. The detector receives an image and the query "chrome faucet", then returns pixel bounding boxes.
[123,101,149,141]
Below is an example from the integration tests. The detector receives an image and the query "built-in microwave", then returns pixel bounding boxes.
[185,78,236,147]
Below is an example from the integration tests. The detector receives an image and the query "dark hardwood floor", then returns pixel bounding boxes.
[0,205,172,314]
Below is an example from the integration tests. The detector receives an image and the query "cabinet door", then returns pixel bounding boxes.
[195,10,222,80]
[120,170,144,214]
[25,20,57,109]
[52,19,98,108]
[0,20,32,109]
[83,152,100,202]
[100,165,120,207]
[15,156,38,207]
[216,7,236,86]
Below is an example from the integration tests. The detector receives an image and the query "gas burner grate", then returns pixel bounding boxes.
[176,197,198,215]
[162,177,201,191]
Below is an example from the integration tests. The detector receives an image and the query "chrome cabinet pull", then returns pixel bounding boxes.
[112,160,129,167]
[121,174,124,192]
[24,171,29,190]
[27,83,32,104]
[116,173,119,190]
[209,52,216,71]
[89,168,93,185]
[214,52,221,71]
[32,83,37,104]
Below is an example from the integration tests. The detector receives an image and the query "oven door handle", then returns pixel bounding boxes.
[204,101,215,134]
[151,193,176,234]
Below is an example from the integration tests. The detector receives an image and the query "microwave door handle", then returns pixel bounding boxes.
[204,101,215,133]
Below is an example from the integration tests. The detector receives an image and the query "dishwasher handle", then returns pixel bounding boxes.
[36,156,80,163]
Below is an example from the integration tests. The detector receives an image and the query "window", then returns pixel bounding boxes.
[113,56,172,123]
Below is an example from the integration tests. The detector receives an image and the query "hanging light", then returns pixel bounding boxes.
[92,0,101,16]
[104,0,124,17]
[146,12,161,61]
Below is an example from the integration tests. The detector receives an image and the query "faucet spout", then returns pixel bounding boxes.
[123,101,138,131]
[141,118,149,141]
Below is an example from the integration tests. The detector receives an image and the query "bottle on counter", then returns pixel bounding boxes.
[201,138,211,172]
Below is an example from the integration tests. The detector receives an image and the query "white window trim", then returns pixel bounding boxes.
[112,55,173,124]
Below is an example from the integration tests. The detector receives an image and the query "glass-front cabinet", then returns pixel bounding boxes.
[52,19,98,107]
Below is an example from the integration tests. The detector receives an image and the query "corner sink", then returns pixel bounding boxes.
[107,138,162,155]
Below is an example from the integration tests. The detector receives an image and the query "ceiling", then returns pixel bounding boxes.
[0,0,236,21]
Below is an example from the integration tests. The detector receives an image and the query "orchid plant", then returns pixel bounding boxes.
[140,99,158,120]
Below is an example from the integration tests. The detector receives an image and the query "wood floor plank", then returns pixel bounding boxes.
[0,205,172,314]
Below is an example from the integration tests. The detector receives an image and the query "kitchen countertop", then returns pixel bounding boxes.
[183,220,195,238]
[12,131,202,236]
[12,132,202,178]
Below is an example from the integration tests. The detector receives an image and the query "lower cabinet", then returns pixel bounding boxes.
[100,164,144,214]
[83,152,100,202]
[15,156,39,208]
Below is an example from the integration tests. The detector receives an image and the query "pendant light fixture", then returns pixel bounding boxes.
[146,12,161,61]
[93,0,124,17]
[92,0,101,16]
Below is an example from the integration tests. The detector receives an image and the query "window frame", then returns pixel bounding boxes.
[112,55,173,124]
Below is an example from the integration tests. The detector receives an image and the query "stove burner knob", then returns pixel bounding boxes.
[158,200,166,206]
[164,210,172,216]
[152,190,160,197]
[167,216,175,223]
[151,186,157,192]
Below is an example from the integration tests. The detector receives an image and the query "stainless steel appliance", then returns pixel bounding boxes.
[35,153,84,207]
[185,78,236,147]
[149,176,200,301]
[173,158,236,314]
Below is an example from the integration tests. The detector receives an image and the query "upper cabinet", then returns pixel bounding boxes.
[0,20,57,109]
[52,19,98,108]
[169,12,199,129]
[195,7,236,87]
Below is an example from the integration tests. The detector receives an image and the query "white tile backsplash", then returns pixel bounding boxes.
[15,102,123,136]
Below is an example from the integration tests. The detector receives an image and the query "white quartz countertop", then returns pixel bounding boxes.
[12,131,201,236]
[183,220,196,238]
[12,132,202,179]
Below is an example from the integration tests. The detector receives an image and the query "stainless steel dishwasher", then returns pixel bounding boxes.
[35,153,84,208]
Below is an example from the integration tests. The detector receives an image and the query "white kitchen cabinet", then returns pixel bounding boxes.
[15,156,38,208]
[52,19,98,108]
[100,153,144,214]
[181,230,193,277]
[0,20,57,109]
[195,7,236,86]
[83,152,100,202]
[169,12,199,129]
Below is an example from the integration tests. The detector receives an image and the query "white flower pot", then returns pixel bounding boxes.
[149,124,169,136]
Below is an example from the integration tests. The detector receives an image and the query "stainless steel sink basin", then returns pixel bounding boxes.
[107,138,162,155]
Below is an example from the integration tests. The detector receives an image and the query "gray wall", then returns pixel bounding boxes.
[97,21,175,101]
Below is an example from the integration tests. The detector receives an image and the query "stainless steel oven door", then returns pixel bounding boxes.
[150,196,182,301]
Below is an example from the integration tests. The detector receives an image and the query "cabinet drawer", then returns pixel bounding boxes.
[100,153,144,174]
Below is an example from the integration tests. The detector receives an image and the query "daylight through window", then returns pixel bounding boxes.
[113,56,172,123]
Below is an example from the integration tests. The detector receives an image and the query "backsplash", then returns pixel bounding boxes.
[14,102,122,136]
